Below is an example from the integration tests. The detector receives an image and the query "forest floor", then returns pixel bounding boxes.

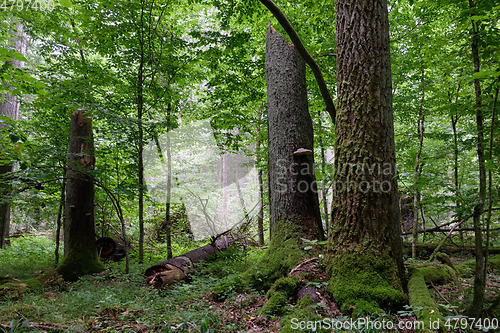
[0,235,499,332]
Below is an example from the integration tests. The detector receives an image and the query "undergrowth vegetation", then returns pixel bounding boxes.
[0,235,272,332]
[1,236,499,332]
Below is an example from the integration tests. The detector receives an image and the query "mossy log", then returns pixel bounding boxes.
[144,236,233,288]
[408,268,444,333]
[403,243,500,256]
[96,237,127,262]
[411,264,456,285]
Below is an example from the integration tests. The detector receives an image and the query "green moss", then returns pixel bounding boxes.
[417,265,455,285]
[56,247,104,281]
[212,217,308,300]
[261,290,290,316]
[254,218,306,290]
[266,276,300,299]
[261,276,301,317]
[407,268,444,333]
[327,251,406,317]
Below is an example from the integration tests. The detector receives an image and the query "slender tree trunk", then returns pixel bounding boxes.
[259,24,324,285]
[484,77,498,283]
[468,0,486,317]
[412,46,426,259]
[317,109,329,232]
[137,5,145,263]
[450,78,462,241]
[0,24,25,248]
[165,103,173,260]
[57,110,103,281]
[55,176,66,265]
[257,168,265,246]
[328,0,406,314]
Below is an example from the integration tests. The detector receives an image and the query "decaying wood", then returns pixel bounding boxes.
[96,237,127,262]
[144,236,234,289]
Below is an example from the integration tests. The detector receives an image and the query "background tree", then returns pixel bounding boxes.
[57,110,103,281]
[0,23,25,248]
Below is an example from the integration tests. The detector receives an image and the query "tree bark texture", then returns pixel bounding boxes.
[266,24,324,242]
[57,110,103,281]
[328,0,406,313]
[0,24,25,248]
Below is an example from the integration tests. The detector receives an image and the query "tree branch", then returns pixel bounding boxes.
[259,0,336,123]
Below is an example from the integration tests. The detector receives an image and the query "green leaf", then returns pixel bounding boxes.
[59,0,73,7]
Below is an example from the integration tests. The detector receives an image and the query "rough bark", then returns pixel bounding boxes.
[266,24,324,242]
[258,0,336,122]
[57,110,103,281]
[328,0,406,314]
[144,236,234,288]
[0,24,25,248]
[468,0,486,317]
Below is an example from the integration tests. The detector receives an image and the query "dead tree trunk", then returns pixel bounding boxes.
[57,110,103,281]
[144,236,234,288]
[254,24,324,287]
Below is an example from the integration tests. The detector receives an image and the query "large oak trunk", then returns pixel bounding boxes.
[327,0,406,315]
[57,110,103,281]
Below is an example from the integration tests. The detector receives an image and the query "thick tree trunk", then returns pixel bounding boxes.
[266,25,324,241]
[468,0,486,317]
[0,24,25,248]
[328,0,406,315]
[57,110,103,281]
[258,24,324,286]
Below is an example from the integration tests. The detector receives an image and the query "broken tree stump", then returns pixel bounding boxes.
[144,236,234,288]
[96,237,127,262]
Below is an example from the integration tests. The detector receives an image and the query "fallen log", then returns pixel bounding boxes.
[144,236,234,288]
[403,243,500,256]
[96,237,127,262]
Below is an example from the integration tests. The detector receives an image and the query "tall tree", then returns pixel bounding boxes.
[468,0,486,317]
[259,24,324,284]
[412,45,426,259]
[327,0,406,315]
[0,24,25,248]
[57,110,103,281]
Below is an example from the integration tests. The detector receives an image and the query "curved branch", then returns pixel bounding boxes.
[259,0,336,123]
